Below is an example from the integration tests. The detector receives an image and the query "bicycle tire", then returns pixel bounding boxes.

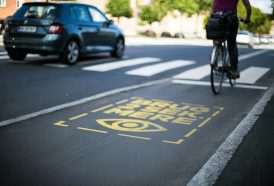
[210,45,224,95]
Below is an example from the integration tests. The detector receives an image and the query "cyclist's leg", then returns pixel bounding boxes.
[227,14,239,78]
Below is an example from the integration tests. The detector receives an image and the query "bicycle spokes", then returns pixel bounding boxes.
[210,46,224,95]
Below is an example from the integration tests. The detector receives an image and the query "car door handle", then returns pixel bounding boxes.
[78,27,83,30]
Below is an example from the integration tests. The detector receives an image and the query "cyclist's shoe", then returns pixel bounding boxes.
[230,69,240,79]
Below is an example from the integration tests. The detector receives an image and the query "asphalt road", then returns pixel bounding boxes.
[0,44,273,185]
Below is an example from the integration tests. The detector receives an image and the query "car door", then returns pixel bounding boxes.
[69,5,99,52]
[88,6,117,51]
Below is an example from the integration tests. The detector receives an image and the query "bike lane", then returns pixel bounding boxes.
[0,79,270,186]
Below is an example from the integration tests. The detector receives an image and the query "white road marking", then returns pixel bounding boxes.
[82,57,161,72]
[0,78,170,127]
[126,60,195,77]
[0,51,7,55]
[173,65,210,80]
[239,50,268,61]
[173,50,269,81]
[172,79,268,90]
[43,64,68,68]
[0,55,10,60]
[187,83,274,186]
[232,67,270,84]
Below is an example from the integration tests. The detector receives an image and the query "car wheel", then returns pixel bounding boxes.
[7,49,27,61]
[60,40,79,65]
[111,38,125,58]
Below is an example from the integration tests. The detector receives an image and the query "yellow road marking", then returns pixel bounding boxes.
[198,118,212,128]
[69,113,88,121]
[118,134,151,140]
[77,127,108,134]
[54,121,69,127]
[184,129,198,138]
[212,111,221,117]
[91,104,113,113]
[116,99,129,105]
[162,139,184,145]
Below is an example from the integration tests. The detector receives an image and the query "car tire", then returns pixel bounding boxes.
[7,50,27,61]
[60,40,79,65]
[111,38,125,58]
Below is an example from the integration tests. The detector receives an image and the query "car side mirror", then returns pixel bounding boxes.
[107,20,114,26]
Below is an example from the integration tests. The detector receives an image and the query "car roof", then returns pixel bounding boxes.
[23,2,96,7]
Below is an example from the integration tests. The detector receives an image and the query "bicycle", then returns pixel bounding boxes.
[207,16,245,95]
[210,37,236,95]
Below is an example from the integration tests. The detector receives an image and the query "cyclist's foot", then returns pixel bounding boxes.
[230,69,240,79]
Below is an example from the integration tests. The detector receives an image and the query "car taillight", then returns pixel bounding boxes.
[49,23,63,34]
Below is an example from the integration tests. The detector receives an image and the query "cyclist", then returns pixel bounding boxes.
[212,0,251,78]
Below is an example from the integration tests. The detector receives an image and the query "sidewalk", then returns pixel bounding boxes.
[215,88,274,185]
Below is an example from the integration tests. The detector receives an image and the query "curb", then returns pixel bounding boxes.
[187,83,274,186]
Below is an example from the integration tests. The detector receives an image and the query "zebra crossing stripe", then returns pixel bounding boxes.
[125,60,195,77]
[0,52,7,55]
[82,57,160,72]
[172,79,268,90]
[235,67,270,84]
[173,65,210,80]
[239,50,268,61]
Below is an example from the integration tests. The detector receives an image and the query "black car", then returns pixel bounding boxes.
[4,2,125,64]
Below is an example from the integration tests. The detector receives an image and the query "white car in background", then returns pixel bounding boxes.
[236,30,254,46]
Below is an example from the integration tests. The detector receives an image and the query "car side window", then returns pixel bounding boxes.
[70,5,92,22]
[88,7,108,23]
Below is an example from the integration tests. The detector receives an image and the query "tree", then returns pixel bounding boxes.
[139,6,159,24]
[139,0,171,24]
[106,0,133,20]
[270,0,274,20]
[238,2,272,35]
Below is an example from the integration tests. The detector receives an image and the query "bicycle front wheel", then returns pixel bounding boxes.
[210,45,224,95]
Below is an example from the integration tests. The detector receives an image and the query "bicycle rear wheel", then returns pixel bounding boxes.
[210,45,224,95]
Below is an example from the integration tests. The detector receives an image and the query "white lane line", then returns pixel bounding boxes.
[43,64,68,68]
[126,60,195,77]
[82,57,161,72]
[0,78,170,127]
[232,67,270,84]
[187,82,274,186]
[239,50,268,61]
[0,51,7,55]
[0,56,9,60]
[172,79,268,90]
[76,56,129,66]
[173,65,210,80]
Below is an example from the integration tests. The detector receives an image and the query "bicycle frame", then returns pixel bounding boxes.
[210,39,235,95]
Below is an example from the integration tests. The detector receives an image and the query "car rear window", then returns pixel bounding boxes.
[14,4,60,19]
